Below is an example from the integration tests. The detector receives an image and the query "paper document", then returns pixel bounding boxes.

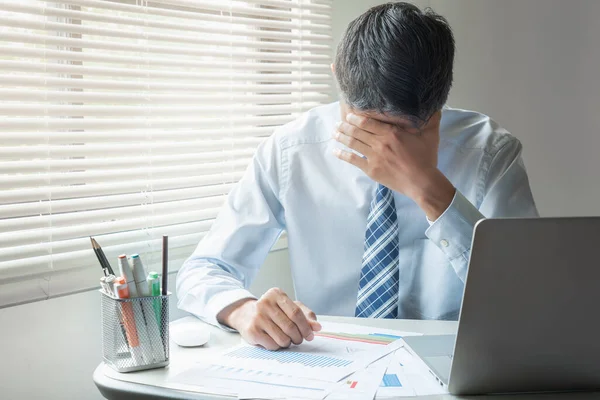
[216,337,402,382]
[317,321,422,341]
[325,358,388,400]
[173,363,332,400]
[394,346,448,396]
[169,321,423,399]
[375,355,415,398]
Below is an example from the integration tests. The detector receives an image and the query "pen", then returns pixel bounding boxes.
[132,254,165,362]
[91,237,115,276]
[162,236,168,296]
[114,277,144,365]
[92,239,109,277]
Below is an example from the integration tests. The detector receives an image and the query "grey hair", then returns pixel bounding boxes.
[335,2,455,126]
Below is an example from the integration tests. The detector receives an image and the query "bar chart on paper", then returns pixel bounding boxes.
[217,341,358,382]
[213,329,405,382]
[225,346,353,368]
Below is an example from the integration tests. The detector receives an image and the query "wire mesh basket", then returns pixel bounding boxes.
[100,290,170,373]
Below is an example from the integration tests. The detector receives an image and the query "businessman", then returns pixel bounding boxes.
[177,2,538,350]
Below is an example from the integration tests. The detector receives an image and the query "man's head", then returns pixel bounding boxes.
[334,2,455,127]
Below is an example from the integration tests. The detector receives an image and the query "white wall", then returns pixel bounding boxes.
[430,0,600,216]
[331,0,428,46]
[0,249,292,400]
[333,0,600,217]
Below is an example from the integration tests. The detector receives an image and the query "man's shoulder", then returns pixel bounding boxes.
[272,102,339,149]
[440,106,520,156]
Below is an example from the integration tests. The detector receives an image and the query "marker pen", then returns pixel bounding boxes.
[148,271,161,325]
[114,278,144,365]
[131,254,149,295]
[132,254,165,362]
[105,274,128,352]
[118,254,138,297]
[118,255,153,362]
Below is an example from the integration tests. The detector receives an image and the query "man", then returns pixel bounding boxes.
[177,2,538,351]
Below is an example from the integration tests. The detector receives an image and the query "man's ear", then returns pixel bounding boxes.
[330,63,335,74]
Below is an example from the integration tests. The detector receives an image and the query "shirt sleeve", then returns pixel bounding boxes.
[425,137,539,282]
[176,133,285,329]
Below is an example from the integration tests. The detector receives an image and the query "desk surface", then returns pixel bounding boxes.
[93,316,599,400]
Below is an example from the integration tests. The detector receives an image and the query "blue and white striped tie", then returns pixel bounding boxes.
[355,184,399,319]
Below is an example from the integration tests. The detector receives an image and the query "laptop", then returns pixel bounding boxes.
[403,217,600,395]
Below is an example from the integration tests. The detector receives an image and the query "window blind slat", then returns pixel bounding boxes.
[0,60,331,82]
[0,89,329,104]
[0,127,274,144]
[0,103,321,117]
[0,75,331,93]
[244,0,331,11]
[0,115,301,131]
[0,142,260,159]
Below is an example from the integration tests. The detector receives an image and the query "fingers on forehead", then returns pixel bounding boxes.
[346,113,394,134]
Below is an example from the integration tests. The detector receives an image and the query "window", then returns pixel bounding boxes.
[0,0,333,307]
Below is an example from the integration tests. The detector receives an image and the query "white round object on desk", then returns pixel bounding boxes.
[170,316,211,347]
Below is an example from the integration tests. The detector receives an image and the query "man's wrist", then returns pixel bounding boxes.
[410,168,456,221]
[217,298,256,330]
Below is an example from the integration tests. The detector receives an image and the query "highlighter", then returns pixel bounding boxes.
[114,277,144,365]
[118,255,153,362]
[148,271,161,326]
[131,254,165,362]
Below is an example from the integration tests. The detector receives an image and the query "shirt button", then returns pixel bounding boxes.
[440,239,449,247]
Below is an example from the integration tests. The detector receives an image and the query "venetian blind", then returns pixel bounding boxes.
[0,0,333,307]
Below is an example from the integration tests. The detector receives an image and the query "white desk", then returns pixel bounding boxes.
[93,316,599,400]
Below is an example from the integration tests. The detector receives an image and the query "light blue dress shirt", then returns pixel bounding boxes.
[176,103,538,326]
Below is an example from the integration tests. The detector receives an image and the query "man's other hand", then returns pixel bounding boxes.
[217,287,322,350]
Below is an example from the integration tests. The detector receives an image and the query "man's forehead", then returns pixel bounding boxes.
[348,109,416,130]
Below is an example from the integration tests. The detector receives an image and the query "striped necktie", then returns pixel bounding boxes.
[355,184,400,319]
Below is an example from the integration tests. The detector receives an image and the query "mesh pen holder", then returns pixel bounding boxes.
[100,291,170,373]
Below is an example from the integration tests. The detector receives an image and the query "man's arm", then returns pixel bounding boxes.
[176,133,320,350]
[424,137,538,281]
[176,133,284,326]
[333,111,538,283]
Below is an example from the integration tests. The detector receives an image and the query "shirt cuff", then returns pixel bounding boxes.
[425,190,484,260]
[204,288,257,332]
